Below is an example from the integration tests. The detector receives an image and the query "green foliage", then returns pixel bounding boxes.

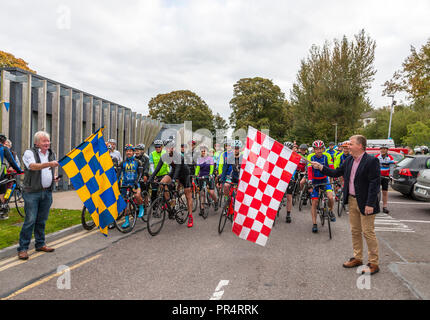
[229,77,288,142]
[403,120,430,147]
[289,30,376,144]
[148,90,218,133]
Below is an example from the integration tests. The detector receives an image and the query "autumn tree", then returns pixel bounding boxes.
[383,38,430,101]
[0,50,36,73]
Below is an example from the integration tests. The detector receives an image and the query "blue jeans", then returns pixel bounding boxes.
[18,190,53,252]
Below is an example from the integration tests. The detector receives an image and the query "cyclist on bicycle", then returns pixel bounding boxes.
[135,144,150,216]
[117,144,144,228]
[307,140,336,234]
[219,140,243,203]
[149,139,170,204]
[195,144,218,216]
[375,144,394,214]
[326,141,337,161]
[149,140,194,228]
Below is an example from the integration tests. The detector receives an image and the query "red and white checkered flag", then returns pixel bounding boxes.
[232,127,301,246]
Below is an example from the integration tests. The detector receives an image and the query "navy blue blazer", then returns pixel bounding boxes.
[321,152,381,215]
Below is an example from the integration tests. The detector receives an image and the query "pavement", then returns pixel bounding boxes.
[0,190,429,300]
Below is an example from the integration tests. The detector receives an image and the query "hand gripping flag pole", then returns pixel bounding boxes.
[232,126,301,246]
[58,127,126,236]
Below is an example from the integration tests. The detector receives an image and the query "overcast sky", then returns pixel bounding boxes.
[1,0,429,123]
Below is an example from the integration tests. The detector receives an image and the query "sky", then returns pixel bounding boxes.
[1,0,429,124]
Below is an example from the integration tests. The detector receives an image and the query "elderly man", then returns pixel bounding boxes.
[311,135,381,275]
[17,131,60,260]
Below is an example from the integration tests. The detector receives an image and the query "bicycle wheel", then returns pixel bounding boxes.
[13,186,25,218]
[147,197,167,236]
[175,192,189,224]
[81,206,95,230]
[218,198,230,234]
[115,201,138,233]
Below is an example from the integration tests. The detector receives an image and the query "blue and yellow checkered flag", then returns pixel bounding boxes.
[58,127,126,236]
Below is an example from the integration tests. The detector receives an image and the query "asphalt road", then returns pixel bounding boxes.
[1,191,429,300]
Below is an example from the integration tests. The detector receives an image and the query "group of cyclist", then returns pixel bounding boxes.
[106,137,244,229]
[107,135,396,235]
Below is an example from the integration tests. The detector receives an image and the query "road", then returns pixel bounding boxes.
[1,191,429,300]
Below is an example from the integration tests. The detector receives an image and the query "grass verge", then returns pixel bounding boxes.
[0,208,82,250]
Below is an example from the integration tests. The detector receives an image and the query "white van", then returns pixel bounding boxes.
[367,139,395,148]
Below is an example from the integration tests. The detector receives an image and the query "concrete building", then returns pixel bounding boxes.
[0,67,162,190]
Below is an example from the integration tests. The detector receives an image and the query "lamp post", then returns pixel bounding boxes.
[387,95,396,139]
[333,123,338,145]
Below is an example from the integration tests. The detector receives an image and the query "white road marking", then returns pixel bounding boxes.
[399,219,430,224]
[385,201,430,205]
[210,280,229,300]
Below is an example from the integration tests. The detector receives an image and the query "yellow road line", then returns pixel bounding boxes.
[0,229,90,267]
[1,254,102,300]
[0,229,99,273]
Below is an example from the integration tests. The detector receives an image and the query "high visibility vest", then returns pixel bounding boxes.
[151,150,169,176]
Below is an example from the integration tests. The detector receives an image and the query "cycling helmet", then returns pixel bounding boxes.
[135,144,145,150]
[422,146,429,154]
[299,144,308,150]
[312,140,325,148]
[380,144,389,149]
[329,141,335,146]
[199,144,208,150]
[284,141,294,149]
[107,139,117,144]
[232,140,243,148]
[124,144,135,151]
[154,139,163,147]
[164,140,176,148]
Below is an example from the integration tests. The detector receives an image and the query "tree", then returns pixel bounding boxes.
[148,90,215,132]
[213,112,229,138]
[403,120,430,147]
[229,77,288,142]
[383,38,430,101]
[0,50,36,73]
[289,30,376,144]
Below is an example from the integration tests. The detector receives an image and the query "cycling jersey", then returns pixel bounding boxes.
[325,148,337,160]
[150,150,169,176]
[151,151,191,188]
[307,152,334,180]
[375,154,394,177]
[334,152,350,169]
[195,156,214,177]
[118,157,142,188]
[220,153,242,183]
[297,153,308,172]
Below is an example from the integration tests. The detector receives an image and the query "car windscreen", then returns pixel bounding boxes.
[390,153,404,163]
[396,157,414,168]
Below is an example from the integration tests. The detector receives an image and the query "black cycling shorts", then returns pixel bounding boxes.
[286,180,295,195]
[197,176,215,190]
[381,177,389,191]
[171,174,191,189]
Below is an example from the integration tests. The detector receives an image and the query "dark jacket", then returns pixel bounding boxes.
[23,147,56,192]
[321,152,381,215]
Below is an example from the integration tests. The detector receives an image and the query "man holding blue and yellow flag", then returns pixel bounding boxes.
[58,127,126,236]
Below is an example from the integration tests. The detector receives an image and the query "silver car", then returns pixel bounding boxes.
[413,159,430,201]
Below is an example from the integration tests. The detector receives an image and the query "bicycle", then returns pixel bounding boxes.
[0,171,25,218]
[196,175,217,219]
[312,182,334,240]
[298,178,310,212]
[146,182,189,236]
[333,178,345,217]
[218,182,238,234]
[114,186,139,233]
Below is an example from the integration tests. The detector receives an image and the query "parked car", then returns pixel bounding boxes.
[366,149,404,164]
[391,155,430,199]
[413,161,430,201]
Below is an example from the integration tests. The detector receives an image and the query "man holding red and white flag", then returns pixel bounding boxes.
[232,127,302,246]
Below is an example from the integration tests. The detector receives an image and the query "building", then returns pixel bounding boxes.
[0,67,162,190]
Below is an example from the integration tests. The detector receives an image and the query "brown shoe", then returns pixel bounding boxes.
[343,257,363,268]
[35,246,55,253]
[361,263,380,275]
[18,251,29,260]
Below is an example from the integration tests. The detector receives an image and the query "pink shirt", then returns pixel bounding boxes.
[349,152,365,196]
